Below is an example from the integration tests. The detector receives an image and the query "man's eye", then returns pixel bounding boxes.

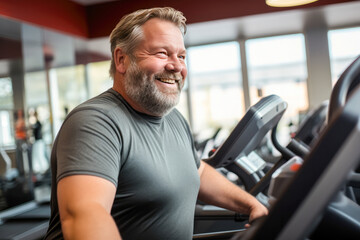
[179,55,186,60]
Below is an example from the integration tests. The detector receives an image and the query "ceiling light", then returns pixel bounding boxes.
[266,0,318,7]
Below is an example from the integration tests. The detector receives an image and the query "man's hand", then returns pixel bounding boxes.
[198,160,268,227]
[246,201,268,228]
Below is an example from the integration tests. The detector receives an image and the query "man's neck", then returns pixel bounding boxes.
[112,82,162,117]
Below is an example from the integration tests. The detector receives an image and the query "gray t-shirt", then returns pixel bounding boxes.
[45,89,201,240]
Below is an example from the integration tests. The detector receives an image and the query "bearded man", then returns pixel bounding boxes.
[44,7,267,240]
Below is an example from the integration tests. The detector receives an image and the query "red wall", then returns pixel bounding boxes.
[0,0,88,37]
[86,0,278,38]
[0,0,356,39]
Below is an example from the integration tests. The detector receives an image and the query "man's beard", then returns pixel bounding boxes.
[124,61,184,116]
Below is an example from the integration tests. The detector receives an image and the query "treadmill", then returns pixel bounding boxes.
[0,148,50,240]
[233,84,360,240]
[194,95,287,234]
[193,56,360,240]
[193,83,360,240]
[203,94,287,191]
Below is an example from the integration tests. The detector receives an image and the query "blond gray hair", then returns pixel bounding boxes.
[109,7,187,78]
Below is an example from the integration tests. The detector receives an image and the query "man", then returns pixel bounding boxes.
[44,7,268,240]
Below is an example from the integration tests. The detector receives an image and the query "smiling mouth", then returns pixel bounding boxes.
[155,77,180,84]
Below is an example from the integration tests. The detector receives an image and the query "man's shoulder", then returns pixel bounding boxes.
[75,89,129,115]
[62,89,134,129]
[165,109,193,137]
[167,108,188,124]
[80,89,123,109]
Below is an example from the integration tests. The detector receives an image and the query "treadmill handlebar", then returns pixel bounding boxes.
[203,95,287,168]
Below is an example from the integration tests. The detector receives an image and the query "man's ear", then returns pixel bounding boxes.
[114,47,127,74]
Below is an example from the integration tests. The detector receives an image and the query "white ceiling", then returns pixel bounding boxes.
[184,1,360,46]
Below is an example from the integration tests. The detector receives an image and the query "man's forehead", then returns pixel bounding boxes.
[141,18,185,47]
[142,18,181,34]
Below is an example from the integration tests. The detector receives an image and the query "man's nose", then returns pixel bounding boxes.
[165,56,183,73]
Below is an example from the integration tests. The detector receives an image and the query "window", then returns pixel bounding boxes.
[87,61,113,98]
[24,71,52,144]
[0,111,14,147]
[246,34,308,143]
[328,27,360,84]
[49,65,87,135]
[0,77,14,147]
[0,77,13,110]
[187,42,244,139]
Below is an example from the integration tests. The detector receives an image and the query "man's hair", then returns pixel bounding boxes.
[109,7,187,78]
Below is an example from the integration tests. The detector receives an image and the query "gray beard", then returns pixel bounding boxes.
[124,61,183,116]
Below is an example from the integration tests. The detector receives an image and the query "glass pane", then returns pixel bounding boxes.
[328,27,360,84]
[189,42,241,74]
[176,91,189,121]
[246,34,308,144]
[50,65,87,135]
[0,77,14,147]
[24,71,52,145]
[0,110,14,146]
[87,60,113,98]
[187,42,244,141]
[0,77,13,110]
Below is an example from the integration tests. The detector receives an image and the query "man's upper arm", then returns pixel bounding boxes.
[57,175,121,239]
[198,160,205,176]
[58,175,116,219]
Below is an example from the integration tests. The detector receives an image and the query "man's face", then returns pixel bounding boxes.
[123,18,187,116]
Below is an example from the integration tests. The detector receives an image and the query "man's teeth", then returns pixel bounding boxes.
[157,78,178,84]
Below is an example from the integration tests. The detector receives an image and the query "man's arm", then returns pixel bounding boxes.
[57,175,122,240]
[197,161,268,224]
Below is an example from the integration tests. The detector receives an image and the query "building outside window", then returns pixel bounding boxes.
[24,71,52,145]
[328,27,360,85]
[187,42,244,141]
[0,77,14,147]
[87,60,113,98]
[246,34,308,144]
[49,65,87,136]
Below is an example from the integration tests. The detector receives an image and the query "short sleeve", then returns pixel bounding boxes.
[56,108,121,186]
